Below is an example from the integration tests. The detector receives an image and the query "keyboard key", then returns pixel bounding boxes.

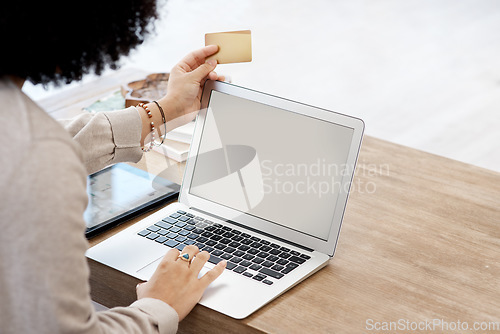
[289,256,306,264]
[166,232,177,239]
[164,240,179,248]
[257,252,269,259]
[233,266,247,274]
[241,233,251,238]
[260,245,272,252]
[202,231,213,238]
[262,279,273,285]
[138,229,150,237]
[212,250,223,256]
[208,254,223,265]
[262,261,274,268]
[226,262,237,270]
[184,225,195,231]
[162,217,176,224]
[195,242,205,249]
[170,227,181,233]
[290,250,300,256]
[279,252,291,259]
[247,248,259,255]
[155,221,171,230]
[186,219,196,225]
[243,272,253,278]
[240,239,252,245]
[175,221,187,228]
[228,241,240,248]
[214,243,226,250]
[222,226,232,231]
[178,216,189,222]
[187,233,199,240]
[252,274,266,281]
[213,223,222,228]
[177,210,186,214]
[157,229,169,236]
[233,250,245,257]
[176,243,186,251]
[243,254,255,260]
[231,257,243,263]
[280,246,290,252]
[213,228,225,235]
[205,220,213,224]
[193,228,204,234]
[250,264,262,271]
[232,230,241,235]
[224,246,236,253]
[175,236,187,243]
[197,236,208,243]
[203,246,214,253]
[184,240,195,245]
[270,243,280,249]
[238,244,250,251]
[267,255,279,262]
[185,213,195,218]
[220,238,231,244]
[300,254,311,260]
[155,236,168,243]
[250,236,261,242]
[206,240,217,246]
[240,260,252,267]
[271,264,285,271]
[223,232,235,238]
[277,259,289,266]
[252,257,264,264]
[146,233,159,240]
[251,242,263,248]
[260,267,284,279]
[169,213,181,219]
[282,265,297,274]
[269,248,281,255]
[210,235,222,241]
[147,225,160,232]
[221,253,233,260]
[260,240,270,245]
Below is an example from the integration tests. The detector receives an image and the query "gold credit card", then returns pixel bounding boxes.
[205,30,252,64]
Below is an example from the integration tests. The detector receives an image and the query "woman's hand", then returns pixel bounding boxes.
[138,46,223,146]
[160,45,224,123]
[136,245,226,321]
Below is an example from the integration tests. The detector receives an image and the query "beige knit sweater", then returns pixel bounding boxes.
[0,77,179,334]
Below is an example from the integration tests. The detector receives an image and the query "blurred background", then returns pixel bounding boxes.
[24,0,500,172]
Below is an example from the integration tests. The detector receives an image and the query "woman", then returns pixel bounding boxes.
[0,1,226,333]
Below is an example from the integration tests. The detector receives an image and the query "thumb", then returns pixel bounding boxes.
[190,59,217,82]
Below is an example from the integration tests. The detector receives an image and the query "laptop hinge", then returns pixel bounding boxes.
[190,207,315,253]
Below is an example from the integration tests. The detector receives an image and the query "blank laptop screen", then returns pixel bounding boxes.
[189,91,354,241]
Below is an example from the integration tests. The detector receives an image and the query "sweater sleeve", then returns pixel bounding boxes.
[58,107,143,174]
[2,137,178,334]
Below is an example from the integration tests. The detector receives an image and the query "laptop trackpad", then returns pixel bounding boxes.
[137,256,212,280]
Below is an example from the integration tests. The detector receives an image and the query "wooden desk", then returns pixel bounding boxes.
[39,69,500,333]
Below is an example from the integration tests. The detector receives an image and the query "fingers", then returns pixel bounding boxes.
[190,60,217,83]
[199,260,226,288]
[178,245,199,263]
[181,45,219,69]
[162,248,181,263]
[189,250,210,272]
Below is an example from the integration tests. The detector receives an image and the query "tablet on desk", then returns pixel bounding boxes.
[84,163,180,238]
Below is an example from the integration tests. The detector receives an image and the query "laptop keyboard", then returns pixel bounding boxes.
[137,210,311,285]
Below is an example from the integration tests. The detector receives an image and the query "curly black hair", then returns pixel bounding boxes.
[0,0,160,86]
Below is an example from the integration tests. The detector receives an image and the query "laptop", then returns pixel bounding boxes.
[86,80,364,319]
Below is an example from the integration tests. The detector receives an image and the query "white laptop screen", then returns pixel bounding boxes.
[189,91,354,241]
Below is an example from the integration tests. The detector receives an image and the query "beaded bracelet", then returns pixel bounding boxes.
[137,102,155,152]
[153,100,166,146]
